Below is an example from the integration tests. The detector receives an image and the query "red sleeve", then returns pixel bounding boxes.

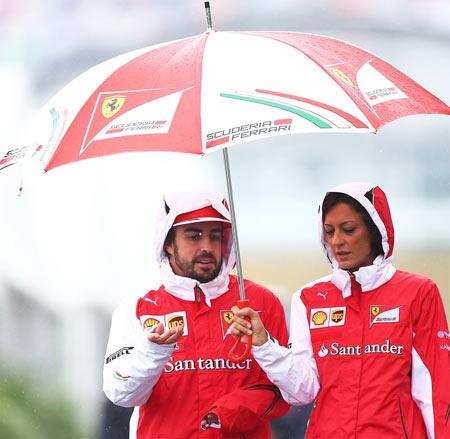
[411,280,450,438]
[209,292,290,434]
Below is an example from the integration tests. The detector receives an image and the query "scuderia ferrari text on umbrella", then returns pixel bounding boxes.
[206,119,292,148]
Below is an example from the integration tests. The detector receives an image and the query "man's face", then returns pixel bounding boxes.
[164,221,224,283]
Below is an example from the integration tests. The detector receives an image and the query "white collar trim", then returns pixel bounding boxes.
[331,256,396,298]
[159,258,230,307]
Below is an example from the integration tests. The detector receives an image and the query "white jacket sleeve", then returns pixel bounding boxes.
[103,296,175,407]
[251,290,320,405]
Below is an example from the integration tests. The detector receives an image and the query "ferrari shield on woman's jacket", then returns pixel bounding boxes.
[252,182,450,438]
[103,191,289,438]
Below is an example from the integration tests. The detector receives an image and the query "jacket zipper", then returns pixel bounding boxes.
[398,397,409,438]
[350,273,363,437]
[195,286,202,302]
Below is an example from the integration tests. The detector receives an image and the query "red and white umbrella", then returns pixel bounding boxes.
[7,30,449,172]
[2,7,449,360]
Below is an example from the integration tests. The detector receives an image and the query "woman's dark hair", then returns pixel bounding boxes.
[322,192,384,258]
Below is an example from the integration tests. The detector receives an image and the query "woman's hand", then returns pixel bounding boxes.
[230,306,268,346]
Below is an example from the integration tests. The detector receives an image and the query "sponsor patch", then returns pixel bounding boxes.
[317,291,328,300]
[222,311,234,324]
[141,314,164,329]
[330,308,345,326]
[311,309,328,327]
[317,339,404,358]
[144,296,159,306]
[220,310,235,338]
[437,330,450,351]
[113,371,131,382]
[140,312,188,335]
[164,356,252,373]
[105,346,134,364]
[369,305,401,327]
[166,311,188,336]
[318,344,329,357]
[310,307,346,329]
[437,330,450,339]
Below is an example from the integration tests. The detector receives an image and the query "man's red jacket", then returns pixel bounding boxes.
[103,191,289,438]
[104,276,289,438]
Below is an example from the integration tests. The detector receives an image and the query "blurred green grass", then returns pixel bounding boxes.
[0,367,86,439]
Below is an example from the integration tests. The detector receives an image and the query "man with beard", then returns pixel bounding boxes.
[103,190,289,439]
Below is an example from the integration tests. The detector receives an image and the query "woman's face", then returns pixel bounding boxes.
[323,202,375,272]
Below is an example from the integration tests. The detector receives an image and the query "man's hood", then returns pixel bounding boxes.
[318,181,395,269]
[154,191,235,276]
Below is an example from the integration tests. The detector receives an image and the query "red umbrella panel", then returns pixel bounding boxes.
[5,31,447,173]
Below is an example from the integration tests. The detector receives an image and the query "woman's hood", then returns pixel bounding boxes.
[154,190,235,275]
[318,181,395,268]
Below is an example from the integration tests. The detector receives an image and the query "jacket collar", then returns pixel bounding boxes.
[160,258,230,307]
[331,255,396,298]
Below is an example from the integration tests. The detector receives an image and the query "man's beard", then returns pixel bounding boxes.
[172,245,222,283]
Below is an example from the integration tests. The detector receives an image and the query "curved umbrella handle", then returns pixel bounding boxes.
[228,299,252,363]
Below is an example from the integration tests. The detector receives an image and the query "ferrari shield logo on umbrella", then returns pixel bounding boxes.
[101,96,126,118]
[80,87,188,156]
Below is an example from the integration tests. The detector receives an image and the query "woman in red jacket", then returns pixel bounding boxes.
[232,181,450,438]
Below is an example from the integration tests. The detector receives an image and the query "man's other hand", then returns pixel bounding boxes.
[146,322,183,345]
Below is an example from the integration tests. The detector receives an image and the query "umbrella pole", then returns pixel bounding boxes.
[204,1,213,31]
[205,1,252,362]
[222,147,246,301]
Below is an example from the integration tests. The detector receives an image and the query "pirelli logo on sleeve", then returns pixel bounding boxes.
[106,346,134,364]
[310,307,346,329]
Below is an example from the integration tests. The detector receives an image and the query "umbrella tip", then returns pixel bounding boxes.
[204,1,213,31]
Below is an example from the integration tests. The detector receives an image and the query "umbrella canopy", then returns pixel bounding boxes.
[8,30,449,172]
